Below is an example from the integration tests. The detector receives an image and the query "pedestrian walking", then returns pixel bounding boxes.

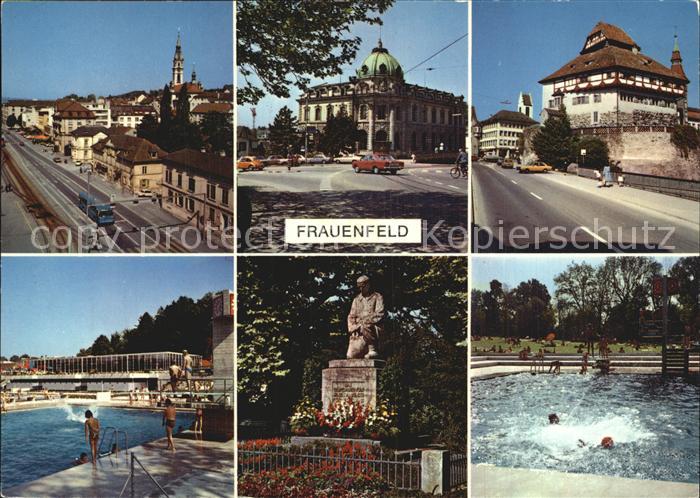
[603,164,613,187]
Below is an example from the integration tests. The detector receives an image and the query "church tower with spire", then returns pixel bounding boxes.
[172,30,184,87]
[670,35,688,124]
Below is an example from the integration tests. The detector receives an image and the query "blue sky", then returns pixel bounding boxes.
[0,257,233,358]
[473,0,699,121]
[237,1,469,127]
[1,1,232,100]
[472,256,682,294]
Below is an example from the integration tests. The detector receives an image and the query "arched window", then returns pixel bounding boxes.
[377,105,386,120]
[304,107,310,121]
[327,105,334,120]
[339,104,346,116]
[375,130,388,142]
[379,63,387,74]
[360,105,368,120]
[314,106,321,121]
[421,132,427,151]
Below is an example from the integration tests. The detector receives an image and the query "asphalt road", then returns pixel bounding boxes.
[472,161,700,252]
[2,130,228,253]
[238,163,468,252]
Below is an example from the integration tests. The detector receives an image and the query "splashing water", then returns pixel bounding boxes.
[61,404,99,423]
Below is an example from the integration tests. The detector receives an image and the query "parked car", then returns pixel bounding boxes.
[307,153,331,164]
[501,158,514,169]
[52,157,62,163]
[351,153,404,175]
[483,155,500,163]
[266,155,288,165]
[335,152,363,164]
[519,161,552,174]
[136,188,154,198]
[237,156,264,171]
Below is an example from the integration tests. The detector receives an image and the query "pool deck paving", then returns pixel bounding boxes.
[472,464,699,498]
[3,432,233,497]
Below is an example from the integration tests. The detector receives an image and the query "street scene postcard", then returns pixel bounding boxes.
[1,1,233,253]
[471,1,699,253]
[237,1,470,253]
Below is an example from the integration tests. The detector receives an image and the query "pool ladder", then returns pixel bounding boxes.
[98,426,128,458]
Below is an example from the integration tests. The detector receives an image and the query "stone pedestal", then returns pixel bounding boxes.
[321,359,385,411]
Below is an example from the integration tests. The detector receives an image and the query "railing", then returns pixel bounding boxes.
[238,442,422,490]
[118,453,169,498]
[98,426,128,458]
[449,452,468,489]
[574,125,674,135]
[157,376,233,406]
[577,168,700,201]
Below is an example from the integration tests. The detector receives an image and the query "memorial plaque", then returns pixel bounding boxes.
[321,359,385,411]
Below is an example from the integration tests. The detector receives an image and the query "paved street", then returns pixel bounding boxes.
[1,130,228,253]
[238,163,468,252]
[472,161,700,252]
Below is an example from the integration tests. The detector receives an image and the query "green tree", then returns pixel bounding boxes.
[532,105,575,169]
[319,108,362,156]
[573,136,609,169]
[554,262,610,339]
[268,106,300,155]
[510,279,556,339]
[7,114,17,128]
[670,257,700,333]
[90,335,114,355]
[237,0,393,104]
[157,85,174,149]
[169,85,203,151]
[10,355,20,363]
[670,124,700,159]
[200,112,233,156]
[136,114,159,144]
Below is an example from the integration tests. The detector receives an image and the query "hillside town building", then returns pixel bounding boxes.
[92,135,166,194]
[297,39,467,155]
[53,100,97,155]
[479,110,538,158]
[161,149,233,233]
[539,22,689,129]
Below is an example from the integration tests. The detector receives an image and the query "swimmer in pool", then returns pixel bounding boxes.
[74,452,89,465]
[548,413,560,424]
[548,360,561,375]
[84,410,100,467]
[163,398,177,452]
[601,436,614,448]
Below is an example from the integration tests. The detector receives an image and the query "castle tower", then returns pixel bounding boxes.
[191,63,197,84]
[518,92,533,118]
[671,35,688,124]
[172,31,184,87]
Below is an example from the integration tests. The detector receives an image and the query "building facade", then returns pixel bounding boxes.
[161,149,233,233]
[111,105,158,129]
[92,135,166,194]
[297,40,467,155]
[70,126,109,164]
[479,110,538,158]
[53,100,97,155]
[539,22,689,129]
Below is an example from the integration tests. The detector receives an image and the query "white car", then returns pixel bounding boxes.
[334,152,363,164]
[306,153,331,164]
[136,189,154,198]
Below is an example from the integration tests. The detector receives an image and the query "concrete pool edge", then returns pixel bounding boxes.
[3,432,234,497]
[472,464,699,498]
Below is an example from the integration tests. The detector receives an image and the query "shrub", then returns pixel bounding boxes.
[290,397,319,435]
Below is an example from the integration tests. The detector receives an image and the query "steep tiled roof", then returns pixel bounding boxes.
[191,103,232,114]
[54,100,96,119]
[688,107,700,121]
[480,110,538,127]
[520,93,533,106]
[71,126,109,138]
[92,135,165,164]
[163,149,233,182]
[4,99,54,108]
[583,22,639,53]
[171,82,204,94]
[111,105,157,117]
[539,45,688,84]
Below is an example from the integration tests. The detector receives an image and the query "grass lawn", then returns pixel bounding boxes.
[471,337,662,355]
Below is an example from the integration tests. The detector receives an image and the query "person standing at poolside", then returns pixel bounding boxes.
[167,363,181,392]
[183,350,193,392]
[163,398,177,452]
[580,351,589,374]
[84,410,100,467]
[194,407,203,433]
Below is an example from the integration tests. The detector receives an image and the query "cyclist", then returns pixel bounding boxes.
[455,148,468,177]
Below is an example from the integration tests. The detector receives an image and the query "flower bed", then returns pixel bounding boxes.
[290,397,399,440]
[238,465,390,498]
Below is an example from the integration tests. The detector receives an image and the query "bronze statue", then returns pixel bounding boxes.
[346,275,384,359]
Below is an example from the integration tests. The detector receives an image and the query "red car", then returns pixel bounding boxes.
[351,153,404,175]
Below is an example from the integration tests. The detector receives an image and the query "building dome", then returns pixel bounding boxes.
[356,40,403,80]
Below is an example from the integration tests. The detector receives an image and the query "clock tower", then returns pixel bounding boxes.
[171,30,184,87]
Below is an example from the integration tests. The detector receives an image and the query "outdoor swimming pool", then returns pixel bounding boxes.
[472,373,699,483]
[1,404,195,489]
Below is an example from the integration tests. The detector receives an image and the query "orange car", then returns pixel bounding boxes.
[351,153,404,175]
[237,156,264,171]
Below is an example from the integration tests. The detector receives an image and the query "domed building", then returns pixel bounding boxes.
[297,39,467,155]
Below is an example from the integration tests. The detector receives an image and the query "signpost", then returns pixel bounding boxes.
[580,148,586,169]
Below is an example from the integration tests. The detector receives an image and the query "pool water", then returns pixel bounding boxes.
[1,405,194,489]
[472,373,699,483]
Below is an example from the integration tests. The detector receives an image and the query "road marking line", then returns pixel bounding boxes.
[530,192,543,200]
[511,180,518,184]
[580,226,608,244]
[448,185,460,190]
[435,181,444,185]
